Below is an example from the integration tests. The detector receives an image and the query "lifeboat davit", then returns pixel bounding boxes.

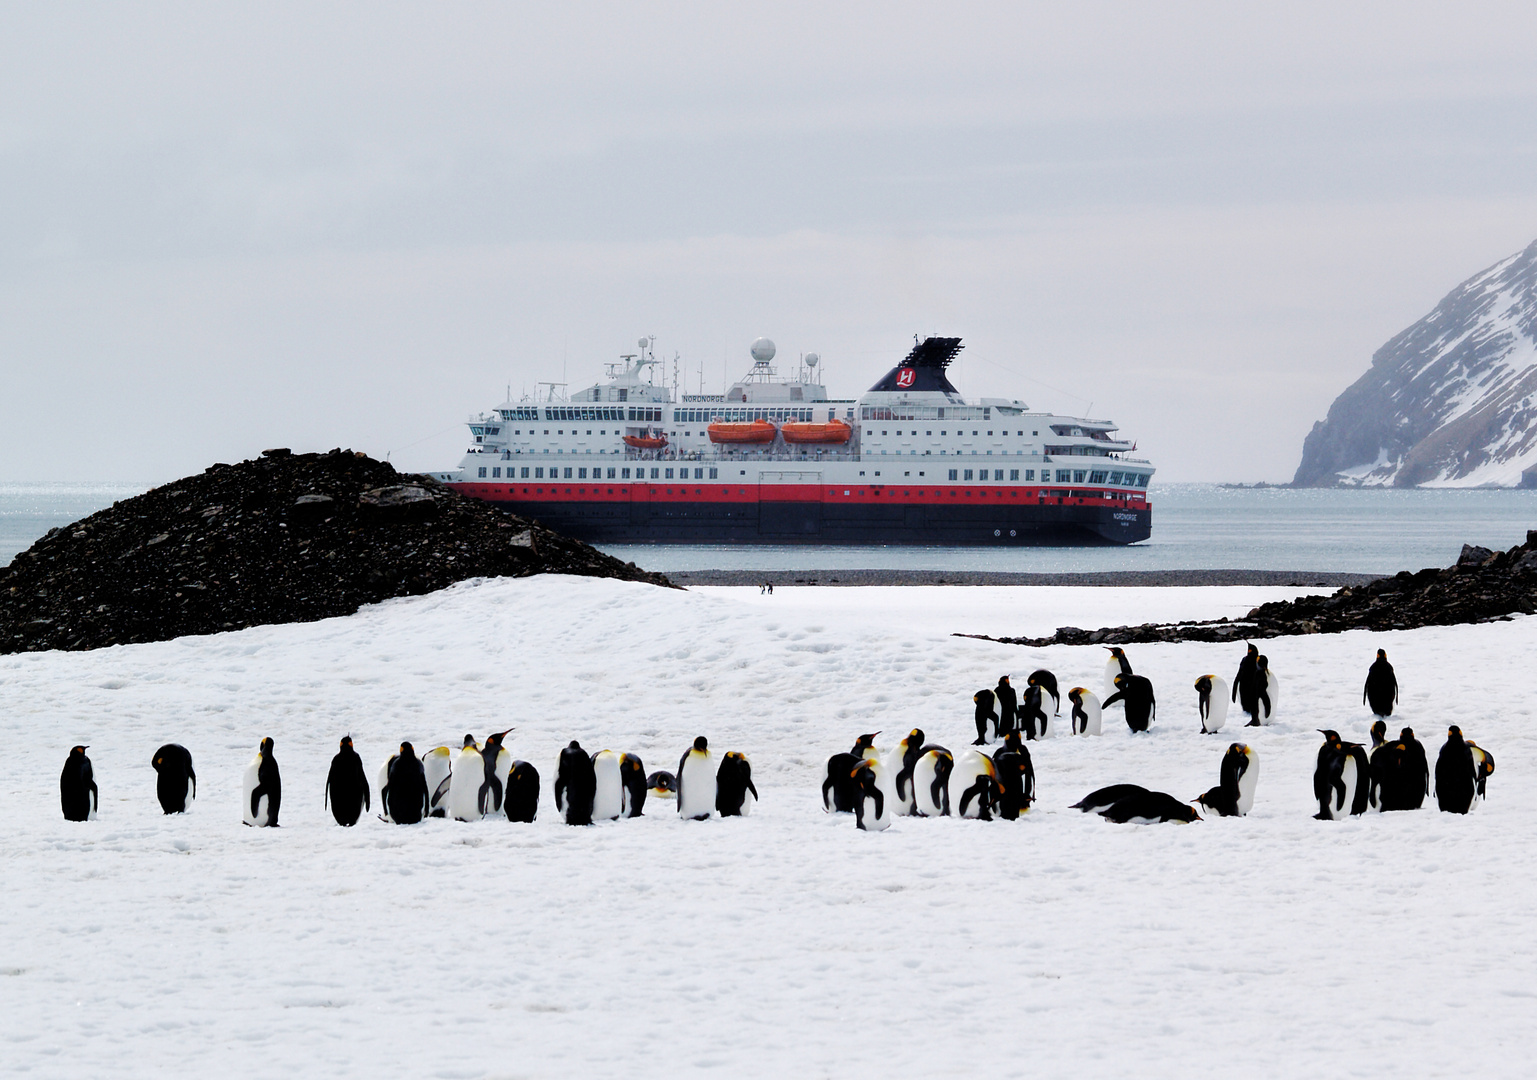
[780,418,852,444]
[707,419,777,444]
[623,432,668,450]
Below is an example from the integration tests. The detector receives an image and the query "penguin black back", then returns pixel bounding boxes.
[1435,726,1476,814]
[151,743,196,815]
[1364,649,1398,716]
[991,747,1035,820]
[1195,784,1239,817]
[895,728,926,804]
[1027,669,1060,713]
[252,737,281,827]
[823,751,862,812]
[1100,790,1200,824]
[619,753,648,817]
[385,742,428,824]
[715,752,758,817]
[1103,674,1156,732]
[556,740,597,825]
[1070,783,1148,813]
[505,759,540,823]
[1020,684,1049,740]
[325,736,370,826]
[60,745,97,822]
[1233,643,1262,722]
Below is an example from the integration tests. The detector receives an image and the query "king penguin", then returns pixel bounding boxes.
[823,752,862,812]
[505,760,540,822]
[422,745,454,818]
[1255,655,1278,723]
[677,736,716,820]
[1364,648,1398,717]
[1233,643,1263,726]
[556,741,597,825]
[1371,727,1428,811]
[952,750,999,820]
[1313,730,1370,819]
[850,732,881,760]
[1194,675,1229,734]
[592,749,625,821]
[1027,669,1061,715]
[913,746,955,817]
[1104,647,1133,697]
[60,745,98,822]
[324,735,370,826]
[991,742,1035,819]
[851,758,892,831]
[619,753,648,818]
[1067,687,1102,736]
[447,735,485,822]
[1435,726,1493,814]
[647,771,677,801]
[1196,743,1257,817]
[477,730,513,816]
[242,737,281,827]
[151,743,196,815]
[1099,790,1201,824]
[1020,683,1052,740]
[1071,784,1149,813]
[715,751,757,817]
[381,742,428,824]
[884,728,926,815]
[1103,673,1156,733]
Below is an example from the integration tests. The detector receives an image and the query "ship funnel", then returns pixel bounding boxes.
[867,336,963,394]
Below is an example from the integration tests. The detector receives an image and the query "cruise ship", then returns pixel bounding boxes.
[428,336,1153,544]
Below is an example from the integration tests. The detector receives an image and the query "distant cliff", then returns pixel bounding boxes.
[1293,238,1537,488]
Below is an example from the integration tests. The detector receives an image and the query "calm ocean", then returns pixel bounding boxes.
[3,481,1535,575]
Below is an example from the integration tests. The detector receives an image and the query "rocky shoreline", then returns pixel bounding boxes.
[0,449,671,654]
[962,535,1537,647]
[670,569,1377,588]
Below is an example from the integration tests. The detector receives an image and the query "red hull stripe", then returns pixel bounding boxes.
[453,482,1149,511]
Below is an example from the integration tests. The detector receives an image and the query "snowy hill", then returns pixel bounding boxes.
[1294,238,1537,487]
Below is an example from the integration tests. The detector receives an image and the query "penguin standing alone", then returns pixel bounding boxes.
[715,752,758,816]
[1103,673,1156,733]
[677,736,716,820]
[1364,649,1398,717]
[151,743,196,815]
[1194,675,1229,734]
[1067,688,1101,736]
[381,743,428,825]
[324,735,371,826]
[1313,730,1370,819]
[60,746,98,822]
[242,737,281,827]
[556,741,597,825]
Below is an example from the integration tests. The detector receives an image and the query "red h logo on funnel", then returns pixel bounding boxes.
[896,368,916,388]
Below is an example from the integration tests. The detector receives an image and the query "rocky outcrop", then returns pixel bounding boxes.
[0,448,671,654]
[1294,238,1537,487]
[969,533,1537,648]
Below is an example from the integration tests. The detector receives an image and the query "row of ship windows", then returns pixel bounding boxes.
[496,408,666,422]
[475,464,1153,486]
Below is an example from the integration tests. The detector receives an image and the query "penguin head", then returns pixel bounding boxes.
[1114,674,1127,688]
[1195,675,1212,690]
[1256,655,1269,671]
[70,745,88,755]
[567,740,583,752]
[1447,725,1463,740]
[1399,727,1415,741]
[1370,720,1386,742]
[1246,643,1258,657]
[339,735,353,751]
[1317,729,1340,745]
[1069,687,1084,701]
[485,729,512,750]
[1105,647,1123,658]
[852,732,879,752]
[399,741,416,759]
[693,736,708,752]
[907,728,924,746]
[1376,648,1387,659]
[462,734,477,748]
[260,737,274,755]
[998,676,1010,686]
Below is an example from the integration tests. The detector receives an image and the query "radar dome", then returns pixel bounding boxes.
[805,353,819,368]
[750,337,776,363]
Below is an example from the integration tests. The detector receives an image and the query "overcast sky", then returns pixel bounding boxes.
[4,2,1537,483]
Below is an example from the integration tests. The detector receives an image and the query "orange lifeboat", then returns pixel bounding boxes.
[780,418,852,444]
[623,432,668,450]
[707,419,777,444]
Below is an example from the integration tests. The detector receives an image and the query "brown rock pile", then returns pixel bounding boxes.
[0,448,671,654]
[968,534,1537,648]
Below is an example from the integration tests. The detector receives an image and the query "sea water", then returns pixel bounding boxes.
[4,481,1536,575]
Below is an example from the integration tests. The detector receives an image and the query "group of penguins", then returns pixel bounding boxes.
[57,734,758,825]
[816,644,1495,830]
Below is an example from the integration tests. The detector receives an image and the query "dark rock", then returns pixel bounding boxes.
[1458,544,1494,566]
[0,449,671,654]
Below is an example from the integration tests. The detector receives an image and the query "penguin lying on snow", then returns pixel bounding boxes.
[1196,743,1257,817]
[505,760,540,823]
[242,737,281,827]
[715,752,757,817]
[1364,648,1398,717]
[1070,784,1149,813]
[152,743,196,815]
[1435,726,1495,814]
[1314,730,1370,819]
[60,746,98,822]
[380,743,428,824]
[1103,673,1156,732]
[556,741,597,825]
[1067,688,1101,736]
[1370,727,1427,811]
[1194,675,1229,734]
[647,771,677,800]
[1099,790,1201,824]
[677,736,716,820]
[325,735,370,826]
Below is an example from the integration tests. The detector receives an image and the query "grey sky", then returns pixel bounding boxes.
[4,2,1537,482]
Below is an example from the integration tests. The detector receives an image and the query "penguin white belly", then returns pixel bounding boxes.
[883,746,916,815]
[375,759,395,822]
[913,752,948,817]
[448,747,485,821]
[678,753,716,819]
[241,754,268,827]
[951,751,995,819]
[1235,753,1259,816]
[1072,691,1102,736]
[592,750,623,821]
[1104,659,1123,698]
[1324,756,1358,820]
[1261,672,1279,723]
[423,748,453,817]
[1201,676,1229,733]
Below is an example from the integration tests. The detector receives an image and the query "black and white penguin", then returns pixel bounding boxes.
[1194,675,1229,734]
[995,677,1018,736]
[324,735,370,826]
[60,745,98,822]
[1255,655,1278,723]
[1067,687,1102,736]
[991,744,1035,819]
[972,688,999,745]
[1196,743,1258,817]
[556,741,597,825]
[1369,719,1388,750]
[851,758,892,832]
[151,743,196,815]
[715,752,758,817]
[1364,649,1398,717]
[951,750,999,820]
[1104,647,1133,697]
[448,735,485,822]
[1103,673,1156,733]
[422,746,453,818]
[619,753,648,817]
[677,736,716,820]
[884,728,926,815]
[477,730,513,817]
[1371,727,1428,811]
[1099,790,1201,824]
[381,742,428,824]
[1070,783,1149,813]
[1027,669,1061,715]
[1313,730,1370,819]
[823,752,863,813]
[1019,683,1052,740]
[592,749,625,821]
[913,747,954,817]
[647,770,677,801]
[505,760,540,822]
[1435,726,1493,814]
[1233,643,1262,725]
[242,737,281,827]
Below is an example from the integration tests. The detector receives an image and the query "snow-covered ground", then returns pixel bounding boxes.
[2,577,1533,1077]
